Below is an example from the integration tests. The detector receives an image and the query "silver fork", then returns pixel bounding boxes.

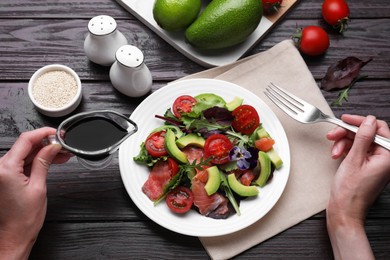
[264,82,390,151]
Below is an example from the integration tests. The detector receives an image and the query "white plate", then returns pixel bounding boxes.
[115,0,273,67]
[119,78,290,237]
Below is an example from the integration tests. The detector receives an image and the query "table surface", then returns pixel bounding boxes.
[1,0,389,259]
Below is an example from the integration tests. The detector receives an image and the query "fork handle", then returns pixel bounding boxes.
[326,117,390,151]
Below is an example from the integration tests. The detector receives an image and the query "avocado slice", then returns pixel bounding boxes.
[204,166,222,195]
[256,127,283,169]
[266,148,283,169]
[164,129,188,164]
[225,96,243,111]
[254,151,272,187]
[176,133,205,149]
[227,173,259,197]
[194,93,226,107]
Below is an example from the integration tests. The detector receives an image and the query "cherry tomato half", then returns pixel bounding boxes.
[255,137,275,152]
[172,95,197,118]
[293,26,330,56]
[145,130,167,157]
[204,134,233,165]
[322,0,349,33]
[167,157,179,177]
[232,105,260,135]
[166,186,194,214]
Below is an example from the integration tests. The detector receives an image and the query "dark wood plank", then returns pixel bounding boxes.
[0,18,389,80]
[28,218,390,259]
[1,0,390,19]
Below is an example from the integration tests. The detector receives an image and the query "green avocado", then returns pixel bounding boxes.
[225,96,243,111]
[176,133,205,149]
[194,93,226,107]
[164,129,188,164]
[254,151,271,187]
[185,0,263,49]
[204,166,222,195]
[227,173,259,197]
[256,127,283,169]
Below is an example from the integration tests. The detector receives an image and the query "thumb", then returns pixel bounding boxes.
[30,143,62,187]
[349,115,377,162]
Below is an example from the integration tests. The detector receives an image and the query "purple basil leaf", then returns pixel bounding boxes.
[321,57,372,91]
[203,107,234,126]
[199,129,222,139]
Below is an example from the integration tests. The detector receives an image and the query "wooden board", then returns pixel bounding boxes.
[115,0,299,67]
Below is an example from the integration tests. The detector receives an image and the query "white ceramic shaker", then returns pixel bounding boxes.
[84,15,128,66]
[109,45,152,97]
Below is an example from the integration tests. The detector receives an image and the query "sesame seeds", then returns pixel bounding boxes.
[32,70,78,109]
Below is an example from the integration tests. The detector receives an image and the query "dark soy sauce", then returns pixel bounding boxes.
[64,117,128,152]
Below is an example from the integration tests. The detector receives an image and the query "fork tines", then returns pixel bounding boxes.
[264,83,305,116]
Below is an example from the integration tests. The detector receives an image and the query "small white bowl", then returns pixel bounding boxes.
[28,64,82,117]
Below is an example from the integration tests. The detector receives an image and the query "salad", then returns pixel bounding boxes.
[133,93,283,219]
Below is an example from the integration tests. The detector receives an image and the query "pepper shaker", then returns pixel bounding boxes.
[109,45,152,97]
[84,15,128,66]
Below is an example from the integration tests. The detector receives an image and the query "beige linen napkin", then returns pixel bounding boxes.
[180,40,340,259]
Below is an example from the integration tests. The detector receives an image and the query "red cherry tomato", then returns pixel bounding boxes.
[293,26,330,56]
[167,157,179,176]
[204,134,233,165]
[232,105,260,135]
[166,186,194,214]
[172,95,197,118]
[262,0,283,15]
[322,0,350,33]
[255,137,275,152]
[145,130,167,157]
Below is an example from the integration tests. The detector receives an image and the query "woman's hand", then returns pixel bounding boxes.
[326,114,390,260]
[0,127,71,260]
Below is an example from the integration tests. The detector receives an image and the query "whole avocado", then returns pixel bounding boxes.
[185,0,263,50]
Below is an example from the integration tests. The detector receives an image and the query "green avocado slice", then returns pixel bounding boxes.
[204,166,222,195]
[227,173,259,197]
[254,151,272,187]
[225,96,243,111]
[164,129,188,164]
[176,133,205,149]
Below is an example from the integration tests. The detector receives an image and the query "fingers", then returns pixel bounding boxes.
[331,137,353,159]
[29,143,63,189]
[348,115,378,162]
[7,127,57,165]
[52,153,73,164]
[327,114,390,159]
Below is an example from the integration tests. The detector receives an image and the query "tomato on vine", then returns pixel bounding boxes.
[292,26,330,56]
[262,0,283,15]
[322,0,350,33]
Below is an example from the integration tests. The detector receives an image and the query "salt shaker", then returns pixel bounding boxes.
[84,15,128,66]
[109,45,152,97]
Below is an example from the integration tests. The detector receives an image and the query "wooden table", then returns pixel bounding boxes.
[1,1,389,259]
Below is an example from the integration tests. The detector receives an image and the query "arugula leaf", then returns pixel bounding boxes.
[331,75,367,106]
[332,86,351,106]
[220,174,241,216]
[225,130,249,147]
[133,142,162,167]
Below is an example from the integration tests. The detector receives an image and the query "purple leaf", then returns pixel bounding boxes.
[203,107,234,125]
[321,57,372,91]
